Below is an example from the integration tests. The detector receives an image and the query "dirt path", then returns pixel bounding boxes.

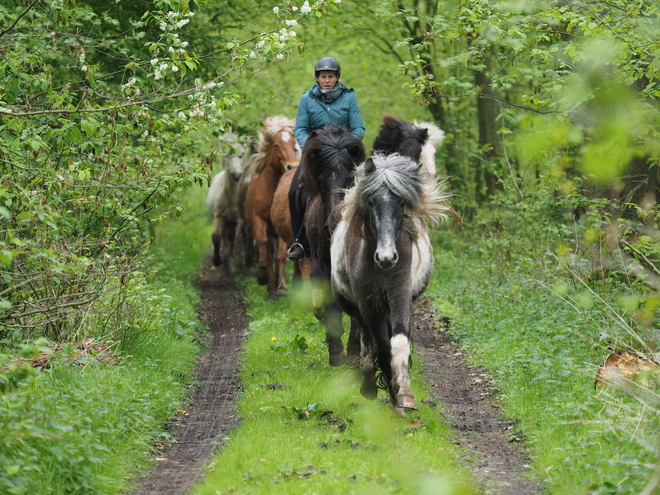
[132,259,540,494]
[132,263,247,495]
[413,304,541,494]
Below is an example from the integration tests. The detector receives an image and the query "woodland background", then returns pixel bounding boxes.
[1,0,660,493]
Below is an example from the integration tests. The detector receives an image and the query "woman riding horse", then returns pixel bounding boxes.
[287,56,366,262]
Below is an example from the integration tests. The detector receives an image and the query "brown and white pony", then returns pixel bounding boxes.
[331,153,450,414]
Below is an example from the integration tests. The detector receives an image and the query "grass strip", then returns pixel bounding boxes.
[192,277,474,495]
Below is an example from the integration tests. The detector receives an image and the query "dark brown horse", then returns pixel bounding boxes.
[244,116,299,299]
[298,127,365,365]
[372,114,445,178]
[331,154,450,414]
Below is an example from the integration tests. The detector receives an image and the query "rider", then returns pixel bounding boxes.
[287,56,366,261]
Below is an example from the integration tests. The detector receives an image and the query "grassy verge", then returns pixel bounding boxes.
[0,186,209,495]
[191,277,474,495]
[425,223,659,494]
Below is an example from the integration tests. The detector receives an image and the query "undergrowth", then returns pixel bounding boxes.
[0,186,208,494]
[427,182,660,494]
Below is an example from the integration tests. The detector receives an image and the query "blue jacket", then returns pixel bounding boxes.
[294,82,365,150]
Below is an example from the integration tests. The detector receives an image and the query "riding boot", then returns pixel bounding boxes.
[287,166,309,261]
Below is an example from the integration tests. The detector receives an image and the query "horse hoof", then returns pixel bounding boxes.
[396,395,417,411]
[257,274,268,286]
[276,287,288,297]
[268,292,278,301]
[328,352,345,366]
[213,258,222,267]
[360,384,378,400]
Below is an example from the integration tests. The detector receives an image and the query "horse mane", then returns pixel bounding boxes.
[253,116,296,173]
[298,127,366,197]
[341,153,450,240]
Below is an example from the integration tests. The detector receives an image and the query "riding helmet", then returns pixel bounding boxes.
[314,57,341,79]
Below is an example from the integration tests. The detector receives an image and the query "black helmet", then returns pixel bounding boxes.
[314,57,340,79]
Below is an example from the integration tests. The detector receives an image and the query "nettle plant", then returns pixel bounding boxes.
[0,0,337,345]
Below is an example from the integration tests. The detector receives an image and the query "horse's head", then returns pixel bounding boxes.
[219,132,253,182]
[353,154,427,270]
[372,114,430,163]
[301,127,365,219]
[262,117,298,172]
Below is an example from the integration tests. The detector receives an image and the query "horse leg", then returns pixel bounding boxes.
[324,301,345,366]
[221,220,235,277]
[252,218,269,286]
[357,322,378,400]
[266,236,278,300]
[389,300,416,411]
[211,215,222,267]
[275,238,288,297]
[346,317,362,364]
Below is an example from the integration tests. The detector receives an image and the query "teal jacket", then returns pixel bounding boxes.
[294,82,365,150]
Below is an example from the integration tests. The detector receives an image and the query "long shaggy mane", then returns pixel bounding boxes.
[341,153,450,240]
[299,127,365,196]
[253,116,296,173]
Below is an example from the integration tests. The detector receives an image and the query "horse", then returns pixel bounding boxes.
[206,132,256,275]
[269,166,313,297]
[330,153,450,414]
[372,114,445,177]
[298,127,366,365]
[244,116,299,299]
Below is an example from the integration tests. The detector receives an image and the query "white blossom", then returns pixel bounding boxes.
[178,111,186,119]
[249,51,256,58]
[181,41,189,48]
[276,53,284,60]
[159,21,167,31]
[273,6,279,14]
[142,130,149,138]
[292,6,298,11]
[171,65,179,72]
[81,65,88,72]
[151,58,159,65]
[160,63,169,71]
[301,1,311,13]
[289,31,297,37]
[256,40,265,49]
[186,11,195,17]
[285,19,298,27]
[334,0,341,3]
[168,46,175,53]
[176,19,189,28]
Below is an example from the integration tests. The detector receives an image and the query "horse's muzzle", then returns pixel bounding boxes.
[374,250,399,270]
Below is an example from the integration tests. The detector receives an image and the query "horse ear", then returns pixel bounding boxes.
[418,127,429,143]
[310,130,319,140]
[364,158,376,174]
[347,144,364,162]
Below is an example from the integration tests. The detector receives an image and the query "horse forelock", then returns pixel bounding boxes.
[299,129,364,194]
[342,153,451,238]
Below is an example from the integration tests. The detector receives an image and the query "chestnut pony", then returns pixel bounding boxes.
[244,116,298,299]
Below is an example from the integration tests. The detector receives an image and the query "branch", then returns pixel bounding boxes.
[0,0,39,39]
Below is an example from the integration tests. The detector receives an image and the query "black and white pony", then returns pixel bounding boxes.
[206,131,256,275]
[372,114,445,177]
[330,153,450,414]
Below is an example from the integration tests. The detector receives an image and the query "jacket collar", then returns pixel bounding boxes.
[310,81,348,103]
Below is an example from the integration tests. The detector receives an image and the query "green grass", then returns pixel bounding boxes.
[425,228,659,494]
[191,277,475,495]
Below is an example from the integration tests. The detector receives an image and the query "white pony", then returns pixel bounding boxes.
[206,132,256,275]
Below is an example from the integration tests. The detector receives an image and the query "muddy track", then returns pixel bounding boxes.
[132,259,540,494]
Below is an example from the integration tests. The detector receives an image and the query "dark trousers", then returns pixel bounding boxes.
[288,165,306,245]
